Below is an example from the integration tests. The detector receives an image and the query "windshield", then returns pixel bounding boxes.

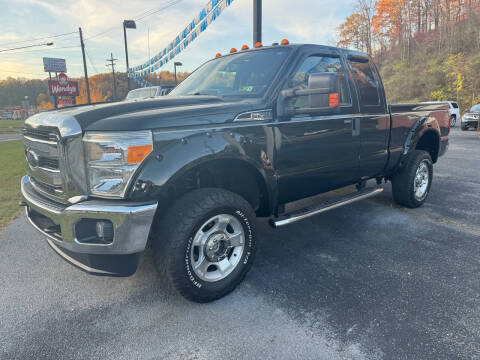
[125,90,140,100]
[125,87,158,100]
[169,48,291,97]
[470,104,480,112]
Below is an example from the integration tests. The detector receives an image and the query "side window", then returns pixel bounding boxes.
[348,59,380,106]
[452,102,459,109]
[288,55,351,109]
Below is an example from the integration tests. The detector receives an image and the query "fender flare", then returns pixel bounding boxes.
[401,116,441,163]
[133,130,275,215]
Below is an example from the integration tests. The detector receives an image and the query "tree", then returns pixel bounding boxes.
[338,13,365,50]
[356,0,375,54]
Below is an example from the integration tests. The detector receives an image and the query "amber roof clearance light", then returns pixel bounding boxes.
[230,48,238,53]
[241,44,249,50]
[281,39,290,45]
[215,53,222,58]
[254,42,263,48]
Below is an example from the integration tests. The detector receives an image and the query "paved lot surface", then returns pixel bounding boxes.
[1,128,479,360]
[0,133,22,142]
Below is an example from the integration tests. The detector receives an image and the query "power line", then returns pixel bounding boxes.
[86,49,100,74]
[0,42,53,53]
[135,0,183,21]
[0,31,77,47]
[84,0,182,41]
[0,45,80,56]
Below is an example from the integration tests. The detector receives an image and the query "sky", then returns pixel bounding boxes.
[0,0,353,80]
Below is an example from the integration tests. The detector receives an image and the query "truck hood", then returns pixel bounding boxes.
[47,96,264,132]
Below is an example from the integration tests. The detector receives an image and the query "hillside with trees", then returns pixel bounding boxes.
[0,70,188,110]
[338,0,480,112]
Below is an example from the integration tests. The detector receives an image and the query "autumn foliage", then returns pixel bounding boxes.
[338,0,480,112]
[0,70,189,109]
[338,0,480,58]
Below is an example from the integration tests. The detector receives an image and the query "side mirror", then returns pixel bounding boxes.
[307,72,339,109]
[278,72,340,117]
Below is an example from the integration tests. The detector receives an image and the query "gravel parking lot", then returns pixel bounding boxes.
[1,128,479,360]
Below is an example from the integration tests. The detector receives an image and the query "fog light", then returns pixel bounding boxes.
[96,221,114,242]
[75,219,114,245]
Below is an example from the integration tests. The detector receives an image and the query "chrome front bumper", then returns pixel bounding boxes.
[21,175,158,276]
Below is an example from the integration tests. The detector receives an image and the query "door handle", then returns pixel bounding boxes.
[352,118,361,137]
[344,119,352,124]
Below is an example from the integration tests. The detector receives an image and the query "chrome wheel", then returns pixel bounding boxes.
[450,116,456,127]
[414,160,430,201]
[190,214,245,282]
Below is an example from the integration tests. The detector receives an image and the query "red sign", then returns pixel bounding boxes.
[49,80,79,96]
[56,97,75,107]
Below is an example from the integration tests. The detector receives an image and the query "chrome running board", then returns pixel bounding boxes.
[270,186,383,228]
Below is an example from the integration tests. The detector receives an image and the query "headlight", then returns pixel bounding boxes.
[83,131,153,198]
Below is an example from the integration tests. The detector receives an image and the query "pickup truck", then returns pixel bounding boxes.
[20,42,450,302]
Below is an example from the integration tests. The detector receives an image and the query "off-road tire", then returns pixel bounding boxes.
[153,188,256,303]
[391,150,433,208]
[450,115,456,127]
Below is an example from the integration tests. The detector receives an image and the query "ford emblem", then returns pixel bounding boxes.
[25,148,40,168]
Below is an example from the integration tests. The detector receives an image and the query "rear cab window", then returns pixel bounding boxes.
[347,57,381,109]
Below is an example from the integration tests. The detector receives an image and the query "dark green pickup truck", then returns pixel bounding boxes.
[21,43,450,302]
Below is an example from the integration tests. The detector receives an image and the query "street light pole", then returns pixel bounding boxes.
[253,0,262,45]
[174,62,183,85]
[123,20,136,91]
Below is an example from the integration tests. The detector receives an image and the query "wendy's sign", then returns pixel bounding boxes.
[49,76,79,96]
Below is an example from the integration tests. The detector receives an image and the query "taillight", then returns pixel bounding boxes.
[329,93,339,108]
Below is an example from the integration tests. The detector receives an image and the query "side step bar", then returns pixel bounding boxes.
[270,186,383,228]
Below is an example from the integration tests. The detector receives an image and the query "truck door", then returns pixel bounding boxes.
[347,56,390,178]
[274,53,360,204]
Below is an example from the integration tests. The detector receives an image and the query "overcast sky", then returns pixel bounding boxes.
[0,0,352,80]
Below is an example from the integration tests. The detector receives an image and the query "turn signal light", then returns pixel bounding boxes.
[329,93,339,108]
[128,145,153,164]
[254,42,263,48]
[230,47,238,53]
[281,38,290,45]
[215,53,222,57]
[241,44,249,50]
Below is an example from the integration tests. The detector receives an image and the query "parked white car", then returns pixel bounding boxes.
[422,101,460,127]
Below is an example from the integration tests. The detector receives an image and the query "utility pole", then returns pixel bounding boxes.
[106,53,118,101]
[253,0,262,45]
[123,20,137,91]
[79,27,91,104]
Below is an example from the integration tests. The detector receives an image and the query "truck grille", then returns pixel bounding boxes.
[22,127,60,143]
[30,176,63,196]
[38,157,59,170]
[23,125,65,201]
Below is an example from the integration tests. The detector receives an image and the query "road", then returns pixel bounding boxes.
[1,128,479,360]
[0,133,21,142]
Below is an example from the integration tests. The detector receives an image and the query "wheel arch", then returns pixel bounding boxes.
[163,156,273,217]
[414,129,440,163]
[402,116,441,164]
